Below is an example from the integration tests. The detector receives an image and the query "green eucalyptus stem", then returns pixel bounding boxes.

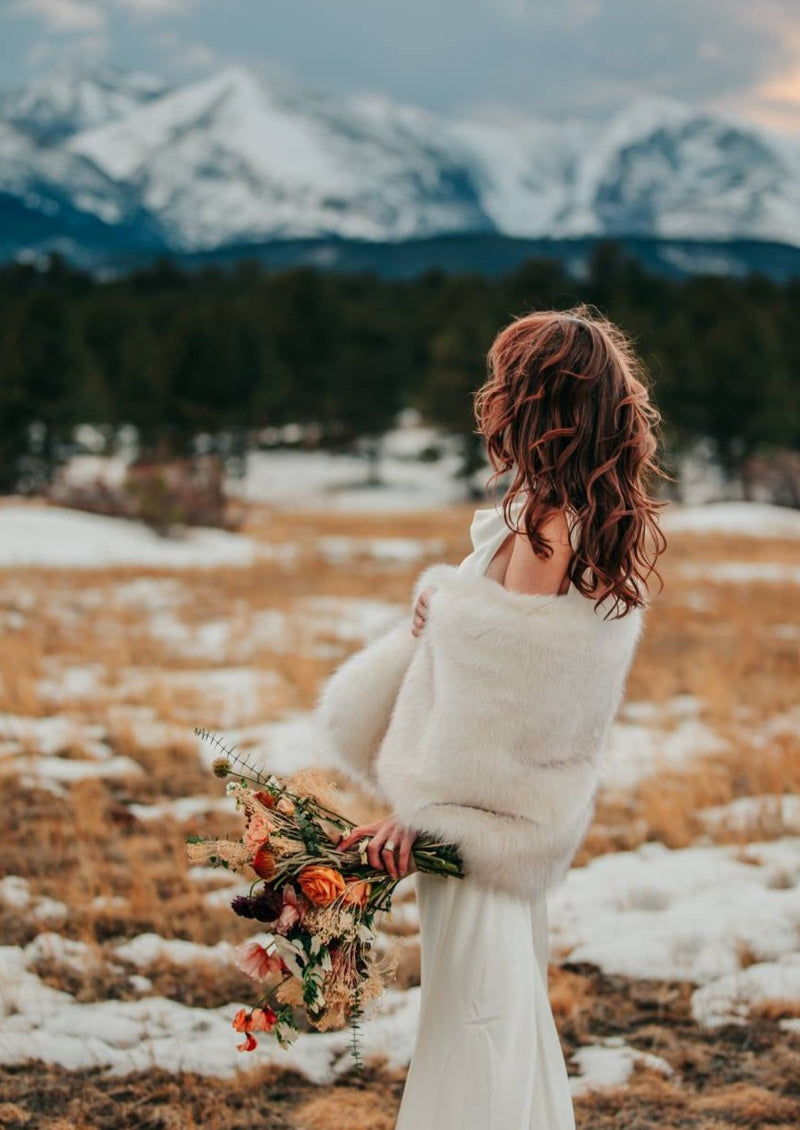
[349,982,364,1072]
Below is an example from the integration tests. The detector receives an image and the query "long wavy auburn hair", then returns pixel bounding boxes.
[474,304,670,619]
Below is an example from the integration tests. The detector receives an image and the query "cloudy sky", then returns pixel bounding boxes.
[3,0,800,132]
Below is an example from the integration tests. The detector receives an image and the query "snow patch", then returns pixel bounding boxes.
[662,502,800,539]
[548,838,800,989]
[0,505,259,569]
[113,934,234,969]
[231,446,474,511]
[0,878,67,924]
[204,713,320,779]
[570,1037,674,1097]
[0,935,420,1081]
[697,795,800,836]
[601,695,725,791]
[679,561,800,585]
[318,537,446,565]
[691,956,800,1027]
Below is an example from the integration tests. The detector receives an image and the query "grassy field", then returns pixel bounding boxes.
[1,499,799,1129]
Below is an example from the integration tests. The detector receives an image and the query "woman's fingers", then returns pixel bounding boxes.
[397,828,417,876]
[335,821,381,852]
[335,818,415,880]
[411,588,432,637]
[366,823,391,873]
[382,835,400,880]
[368,823,402,879]
[365,826,384,870]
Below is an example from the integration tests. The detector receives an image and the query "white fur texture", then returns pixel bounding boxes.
[315,562,646,902]
[314,616,417,799]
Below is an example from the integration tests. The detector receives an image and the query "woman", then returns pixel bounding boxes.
[319,305,668,1129]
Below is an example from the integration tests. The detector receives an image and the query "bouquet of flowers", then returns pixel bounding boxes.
[188,729,463,1066]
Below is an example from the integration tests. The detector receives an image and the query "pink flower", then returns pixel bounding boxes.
[234,940,286,982]
[275,884,307,935]
[244,812,272,852]
[249,1006,276,1031]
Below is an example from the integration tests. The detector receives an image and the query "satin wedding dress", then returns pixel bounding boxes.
[394,498,577,1130]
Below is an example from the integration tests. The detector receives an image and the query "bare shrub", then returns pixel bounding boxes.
[742,448,800,507]
[48,455,246,535]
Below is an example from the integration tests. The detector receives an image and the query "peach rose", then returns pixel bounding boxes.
[341,879,372,908]
[297,864,346,907]
[244,811,272,852]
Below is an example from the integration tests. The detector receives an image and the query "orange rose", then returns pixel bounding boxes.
[297,864,346,907]
[252,844,277,880]
[341,879,372,908]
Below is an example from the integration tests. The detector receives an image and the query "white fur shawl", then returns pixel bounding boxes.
[314,562,646,903]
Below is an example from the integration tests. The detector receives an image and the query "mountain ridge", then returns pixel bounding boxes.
[1,64,800,271]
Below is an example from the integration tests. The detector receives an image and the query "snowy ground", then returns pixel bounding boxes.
[0,495,798,1111]
[3,831,798,1088]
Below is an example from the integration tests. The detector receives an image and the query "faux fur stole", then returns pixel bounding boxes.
[314,561,646,901]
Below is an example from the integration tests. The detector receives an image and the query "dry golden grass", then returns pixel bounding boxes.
[1,501,799,1128]
[0,1062,409,1130]
[0,775,246,946]
[581,733,800,860]
[29,949,256,1010]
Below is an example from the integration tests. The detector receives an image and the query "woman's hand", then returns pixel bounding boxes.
[334,816,418,880]
[411,587,434,636]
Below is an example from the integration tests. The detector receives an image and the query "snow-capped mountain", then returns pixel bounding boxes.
[68,66,492,249]
[453,96,800,247]
[2,63,800,268]
[0,64,167,146]
[0,118,139,227]
[558,97,800,246]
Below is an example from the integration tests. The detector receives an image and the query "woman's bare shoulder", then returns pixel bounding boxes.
[503,508,573,597]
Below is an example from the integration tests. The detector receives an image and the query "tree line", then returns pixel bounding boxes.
[1,243,799,493]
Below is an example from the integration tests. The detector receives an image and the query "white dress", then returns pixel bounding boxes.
[395,498,577,1130]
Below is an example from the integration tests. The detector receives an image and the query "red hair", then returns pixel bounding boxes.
[474,304,670,619]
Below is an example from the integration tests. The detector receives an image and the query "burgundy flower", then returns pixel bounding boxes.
[231,887,283,923]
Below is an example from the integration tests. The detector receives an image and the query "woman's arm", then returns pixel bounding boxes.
[314,619,417,798]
